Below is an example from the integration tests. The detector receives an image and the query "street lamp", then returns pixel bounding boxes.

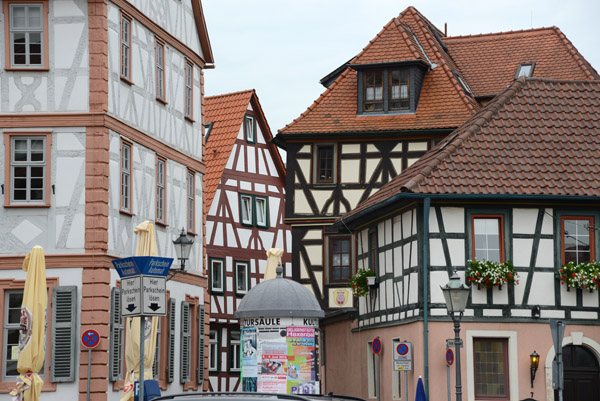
[530,350,540,387]
[441,268,471,401]
[170,228,193,279]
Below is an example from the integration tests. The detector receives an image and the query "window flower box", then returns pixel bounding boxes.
[558,261,600,292]
[466,259,519,290]
[348,268,376,297]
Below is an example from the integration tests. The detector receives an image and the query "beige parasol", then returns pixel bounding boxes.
[9,246,48,401]
[120,221,160,401]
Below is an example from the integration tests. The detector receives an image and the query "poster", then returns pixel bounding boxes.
[286,327,317,394]
[242,327,258,391]
[258,341,288,393]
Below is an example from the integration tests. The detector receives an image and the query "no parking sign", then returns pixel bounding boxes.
[392,341,412,371]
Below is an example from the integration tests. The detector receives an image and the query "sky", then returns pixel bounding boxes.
[202,0,600,135]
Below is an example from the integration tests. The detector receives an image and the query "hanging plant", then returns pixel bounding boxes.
[348,268,376,297]
[465,259,519,289]
[558,261,600,291]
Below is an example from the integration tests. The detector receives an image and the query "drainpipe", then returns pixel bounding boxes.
[423,197,431,397]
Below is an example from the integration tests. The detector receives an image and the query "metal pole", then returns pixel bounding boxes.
[139,315,145,401]
[454,316,462,401]
[404,370,408,401]
[86,349,92,401]
[447,362,451,401]
[376,353,380,401]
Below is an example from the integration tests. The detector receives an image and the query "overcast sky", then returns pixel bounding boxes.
[202,0,600,135]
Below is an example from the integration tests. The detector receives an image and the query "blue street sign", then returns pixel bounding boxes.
[372,337,382,355]
[112,256,174,278]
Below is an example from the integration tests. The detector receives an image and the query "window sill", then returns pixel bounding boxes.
[120,209,135,217]
[5,66,49,72]
[185,116,195,123]
[156,97,168,105]
[4,203,51,208]
[155,220,168,228]
[186,230,197,237]
[120,76,134,86]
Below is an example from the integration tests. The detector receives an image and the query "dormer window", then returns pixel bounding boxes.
[364,70,383,111]
[389,69,410,110]
[515,63,535,79]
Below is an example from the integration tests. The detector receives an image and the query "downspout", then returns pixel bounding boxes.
[423,197,431,397]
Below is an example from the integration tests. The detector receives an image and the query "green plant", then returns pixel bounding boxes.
[348,268,376,297]
[466,259,519,289]
[558,261,600,290]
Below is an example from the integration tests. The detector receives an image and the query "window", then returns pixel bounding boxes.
[329,236,352,283]
[187,170,195,233]
[235,261,250,296]
[244,115,255,143]
[562,216,594,264]
[120,141,132,213]
[255,196,268,228]
[362,67,411,113]
[156,157,166,224]
[120,13,131,81]
[471,215,504,262]
[367,341,377,398]
[229,330,241,372]
[515,63,535,79]
[185,61,193,120]
[389,69,409,110]
[210,258,224,293]
[315,144,335,184]
[5,134,50,206]
[152,318,161,380]
[240,194,253,226]
[369,230,378,275]
[209,329,219,372]
[6,3,48,68]
[473,338,509,399]
[3,290,25,379]
[155,39,166,102]
[364,70,383,111]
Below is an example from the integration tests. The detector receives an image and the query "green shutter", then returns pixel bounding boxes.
[197,304,205,386]
[109,287,123,382]
[180,301,190,383]
[51,286,77,382]
[167,298,176,383]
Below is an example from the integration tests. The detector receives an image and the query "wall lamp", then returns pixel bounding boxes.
[530,350,540,387]
[169,228,193,280]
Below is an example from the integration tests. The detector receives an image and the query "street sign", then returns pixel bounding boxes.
[142,276,167,315]
[112,256,173,278]
[550,319,566,390]
[446,349,454,366]
[393,341,412,371]
[81,329,100,349]
[446,338,463,348]
[122,276,142,317]
[372,337,382,355]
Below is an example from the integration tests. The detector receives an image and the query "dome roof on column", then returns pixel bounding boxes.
[234,268,324,319]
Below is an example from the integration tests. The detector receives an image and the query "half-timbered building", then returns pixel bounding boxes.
[0,1,213,400]
[203,90,291,391]
[330,78,600,401]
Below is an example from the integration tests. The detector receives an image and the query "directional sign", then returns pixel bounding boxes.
[81,329,100,349]
[372,338,382,355]
[122,276,141,317]
[446,349,454,366]
[393,341,412,371]
[112,256,173,278]
[142,276,167,316]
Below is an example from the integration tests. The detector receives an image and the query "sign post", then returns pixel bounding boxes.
[112,256,173,401]
[81,329,100,401]
[446,345,454,401]
[372,338,382,401]
[550,320,566,401]
[393,341,412,401]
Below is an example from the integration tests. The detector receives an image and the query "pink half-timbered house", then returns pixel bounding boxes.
[203,90,291,391]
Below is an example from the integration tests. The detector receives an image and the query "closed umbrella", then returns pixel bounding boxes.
[415,376,427,401]
[9,246,47,401]
[263,248,283,281]
[120,221,160,401]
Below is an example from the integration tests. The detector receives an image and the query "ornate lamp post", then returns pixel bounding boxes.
[170,228,194,279]
[441,269,471,401]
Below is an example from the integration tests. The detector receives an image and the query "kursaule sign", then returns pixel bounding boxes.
[240,317,319,327]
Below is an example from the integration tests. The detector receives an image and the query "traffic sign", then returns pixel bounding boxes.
[372,338,382,355]
[446,338,463,348]
[81,329,100,349]
[112,256,173,278]
[122,276,142,317]
[446,349,454,366]
[393,341,412,371]
[142,276,166,315]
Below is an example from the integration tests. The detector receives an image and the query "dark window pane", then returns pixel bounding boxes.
[13,190,26,200]
[30,189,43,200]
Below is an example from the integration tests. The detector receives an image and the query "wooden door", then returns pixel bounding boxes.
[555,345,600,401]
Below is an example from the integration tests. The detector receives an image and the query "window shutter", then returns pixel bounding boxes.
[153,318,161,379]
[51,286,77,382]
[109,287,123,382]
[197,304,205,386]
[180,301,191,383]
[167,298,176,383]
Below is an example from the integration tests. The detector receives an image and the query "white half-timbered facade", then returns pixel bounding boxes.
[0,1,213,400]
[204,90,291,392]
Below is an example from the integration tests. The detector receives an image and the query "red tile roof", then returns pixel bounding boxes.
[342,78,600,221]
[445,27,600,98]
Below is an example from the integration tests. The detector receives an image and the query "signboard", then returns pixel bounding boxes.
[393,341,412,371]
[81,329,100,349]
[240,317,319,328]
[142,276,167,315]
[372,338,382,355]
[112,256,173,278]
[122,276,142,317]
[446,338,462,348]
[446,349,454,366]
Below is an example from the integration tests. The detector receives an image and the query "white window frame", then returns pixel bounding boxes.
[9,3,44,67]
[466,330,518,401]
[121,141,131,212]
[240,194,253,226]
[234,261,249,296]
[244,115,255,143]
[120,13,131,80]
[185,61,193,119]
[10,135,46,204]
[229,330,241,372]
[156,157,166,224]
[3,290,23,380]
[210,258,224,293]
[209,329,219,372]
[255,196,268,228]
[155,39,165,101]
[187,171,195,233]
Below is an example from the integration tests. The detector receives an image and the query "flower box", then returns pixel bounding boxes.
[465,259,519,290]
[558,261,600,291]
[348,268,376,297]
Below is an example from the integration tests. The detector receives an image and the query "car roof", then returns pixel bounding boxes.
[152,392,366,401]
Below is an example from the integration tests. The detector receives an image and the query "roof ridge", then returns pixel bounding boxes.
[402,77,528,192]
[550,26,600,80]
[524,77,600,85]
[401,6,444,37]
[445,26,556,41]
[351,18,397,64]
[393,19,426,61]
[205,89,255,100]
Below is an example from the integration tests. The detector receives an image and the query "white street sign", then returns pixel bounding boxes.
[122,276,141,317]
[393,341,413,371]
[142,276,167,316]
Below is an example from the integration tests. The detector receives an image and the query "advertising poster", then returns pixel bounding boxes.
[241,327,258,391]
[258,341,288,393]
[286,327,317,394]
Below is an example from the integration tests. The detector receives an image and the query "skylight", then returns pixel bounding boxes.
[515,63,535,79]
